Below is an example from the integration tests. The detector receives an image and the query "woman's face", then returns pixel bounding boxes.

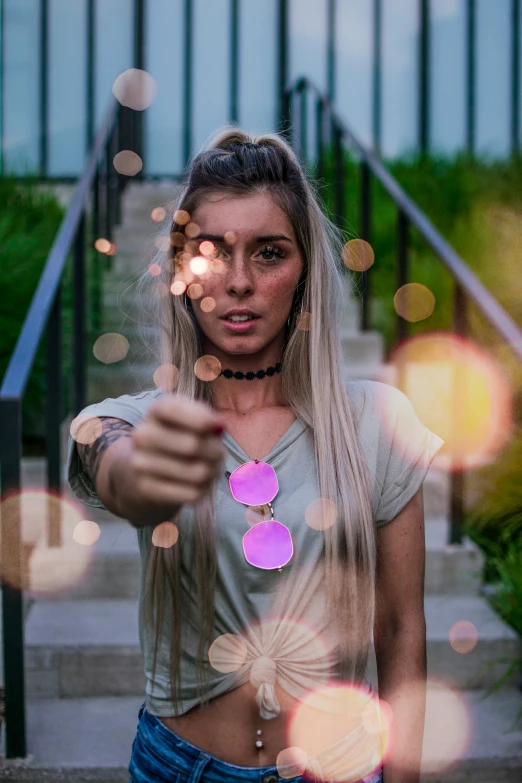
[186,191,304,359]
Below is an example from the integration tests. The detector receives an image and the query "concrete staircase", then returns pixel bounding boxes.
[1,182,521,781]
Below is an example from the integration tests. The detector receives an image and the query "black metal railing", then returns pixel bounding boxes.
[284,75,522,547]
[0,98,138,759]
[1,0,520,178]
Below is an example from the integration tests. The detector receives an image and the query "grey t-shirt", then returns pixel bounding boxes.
[66,379,445,719]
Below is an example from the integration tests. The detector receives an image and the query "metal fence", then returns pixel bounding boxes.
[0,0,521,177]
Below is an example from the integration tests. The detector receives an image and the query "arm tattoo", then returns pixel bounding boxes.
[77,418,134,488]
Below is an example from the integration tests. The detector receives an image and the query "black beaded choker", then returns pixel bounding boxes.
[220,361,282,380]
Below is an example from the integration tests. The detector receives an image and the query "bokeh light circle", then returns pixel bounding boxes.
[151,521,179,549]
[93,333,129,364]
[113,150,143,176]
[190,256,209,275]
[0,491,93,596]
[151,207,167,222]
[224,230,237,245]
[171,280,186,295]
[194,355,222,382]
[70,414,103,445]
[342,239,375,272]
[200,296,216,313]
[73,520,101,546]
[394,283,436,322]
[421,680,471,775]
[208,633,248,673]
[185,222,200,239]
[384,332,514,472]
[154,236,171,252]
[174,209,190,226]
[276,747,309,779]
[94,238,111,254]
[210,258,227,275]
[153,363,179,391]
[199,240,215,256]
[288,683,389,783]
[305,498,338,531]
[187,283,203,299]
[449,620,479,654]
[112,68,158,111]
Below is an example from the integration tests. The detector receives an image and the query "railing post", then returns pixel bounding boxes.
[134,0,145,166]
[40,0,49,176]
[372,0,382,154]
[327,0,336,103]
[299,83,308,165]
[91,166,102,335]
[396,209,409,346]
[466,0,476,155]
[315,96,325,182]
[512,0,520,157]
[332,122,345,230]
[46,285,62,548]
[74,213,87,417]
[230,0,239,124]
[449,284,467,545]
[278,0,289,134]
[360,161,372,332]
[0,399,27,759]
[419,0,430,156]
[183,0,193,166]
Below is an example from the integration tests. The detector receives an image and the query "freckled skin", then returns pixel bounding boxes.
[189,192,304,365]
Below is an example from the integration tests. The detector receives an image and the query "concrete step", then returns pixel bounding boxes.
[340,329,384,366]
[1,689,520,781]
[32,509,482,603]
[24,595,519,699]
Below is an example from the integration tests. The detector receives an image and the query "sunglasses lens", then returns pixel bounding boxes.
[229,461,278,507]
[243,521,293,570]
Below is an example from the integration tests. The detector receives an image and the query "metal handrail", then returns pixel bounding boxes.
[284,75,522,542]
[0,97,138,759]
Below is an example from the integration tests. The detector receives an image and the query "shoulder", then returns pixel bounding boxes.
[345,378,410,424]
[74,388,164,428]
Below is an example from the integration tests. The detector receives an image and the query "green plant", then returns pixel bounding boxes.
[0,177,65,446]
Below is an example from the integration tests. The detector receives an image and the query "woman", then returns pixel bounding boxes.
[67,129,444,783]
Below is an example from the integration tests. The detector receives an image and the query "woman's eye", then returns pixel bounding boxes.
[258,245,285,262]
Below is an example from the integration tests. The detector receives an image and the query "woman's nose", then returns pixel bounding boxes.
[224,258,254,297]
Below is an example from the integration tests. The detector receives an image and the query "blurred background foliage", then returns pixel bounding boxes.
[0,177,100,454]
[318,149,522,637]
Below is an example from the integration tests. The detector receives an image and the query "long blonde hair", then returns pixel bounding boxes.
[135,127,376,712]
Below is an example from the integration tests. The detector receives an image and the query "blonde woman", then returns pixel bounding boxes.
[68,129,444,783]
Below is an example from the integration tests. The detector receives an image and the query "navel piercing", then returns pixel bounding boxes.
[255,728,264,750]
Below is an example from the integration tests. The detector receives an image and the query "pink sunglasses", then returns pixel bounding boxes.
[226,460,294,571]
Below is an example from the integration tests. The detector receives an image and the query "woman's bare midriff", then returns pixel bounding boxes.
[158,681,298,767]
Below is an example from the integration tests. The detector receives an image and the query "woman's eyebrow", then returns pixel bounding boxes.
[194,232,293,244]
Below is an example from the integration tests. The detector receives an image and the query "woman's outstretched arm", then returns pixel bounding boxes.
[374,486,427,783]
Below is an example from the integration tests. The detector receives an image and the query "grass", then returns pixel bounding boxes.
[0,177,102,454]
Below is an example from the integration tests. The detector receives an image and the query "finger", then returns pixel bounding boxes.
[137,475,207,506]
[133,421,225,463]
[132,452,223,487]
[149,396,226,436]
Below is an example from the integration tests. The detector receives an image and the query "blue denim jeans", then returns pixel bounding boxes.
[129,701,384,783]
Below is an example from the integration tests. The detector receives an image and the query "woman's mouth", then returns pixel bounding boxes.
[220,315,261,332]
